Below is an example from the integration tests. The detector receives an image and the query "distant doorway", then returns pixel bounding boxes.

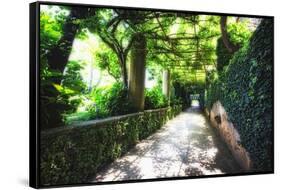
[191,99,200,107]
[190,94,200,107]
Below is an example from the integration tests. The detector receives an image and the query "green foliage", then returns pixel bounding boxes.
[62,61,87,92]
[40,55,86,129]
[206,19,273,171]
[85,82,136,120]
[205,79,222,110]
[86,87,110,119]
[170,96,184,106]
[40,10,67,58]
[40,9,87,128]
[40,105,182,186]
[216,18,252,74]
[104,83,136,116]
[228,19,252,46]
[40,59,87,128]
[95,46,121,81]
[144,86,168,109]
[199,92,206,108]
[216,37,233,73]
[173,81,203,108]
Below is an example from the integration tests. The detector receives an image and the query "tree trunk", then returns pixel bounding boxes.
[118,54,128,88]
[220,16,240,54]
[47,7,90,82]
[42,7,92,129]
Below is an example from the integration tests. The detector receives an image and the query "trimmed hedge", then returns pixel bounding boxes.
[40,105,182,186]
[206,19,273,171]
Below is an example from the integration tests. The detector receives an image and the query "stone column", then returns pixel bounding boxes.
[129,33,146,111]
[162,70,170,98]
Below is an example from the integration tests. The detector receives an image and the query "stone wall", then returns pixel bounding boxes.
[206,101,251,171]
[40,105,182,186]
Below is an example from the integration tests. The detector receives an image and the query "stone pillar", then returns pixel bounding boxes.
[129,33,146,111]
[162,70,170,98]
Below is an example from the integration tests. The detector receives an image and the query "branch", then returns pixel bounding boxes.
[98,32,118,54]
[220,16,240,53]
[124,36,136,57]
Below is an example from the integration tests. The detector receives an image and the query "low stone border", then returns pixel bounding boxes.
[40,105,182,186]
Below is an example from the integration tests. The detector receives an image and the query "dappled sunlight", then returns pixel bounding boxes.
[38,5,272,186]
[93,107,241,182]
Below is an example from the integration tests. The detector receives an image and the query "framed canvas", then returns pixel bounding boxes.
[30,1,274,188]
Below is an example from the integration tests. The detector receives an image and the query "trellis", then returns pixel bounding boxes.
[94,9,221,86]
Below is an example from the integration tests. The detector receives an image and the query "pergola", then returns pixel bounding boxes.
[90,9,222,110]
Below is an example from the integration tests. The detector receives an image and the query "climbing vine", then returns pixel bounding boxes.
[206,19,273,171]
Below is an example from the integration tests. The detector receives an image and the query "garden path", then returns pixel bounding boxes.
[93,105,241,182]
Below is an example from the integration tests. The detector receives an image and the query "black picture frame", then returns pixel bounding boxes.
[30,1,274,188]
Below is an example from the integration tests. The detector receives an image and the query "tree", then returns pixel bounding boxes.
[47,7,94,83]
[40,7,95,129]
[220,16,240,54]
[217,16,252,72]
[95,47,121,82]
[86,9,136,88]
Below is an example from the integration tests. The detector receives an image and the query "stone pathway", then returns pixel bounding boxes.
[93,106,242,182]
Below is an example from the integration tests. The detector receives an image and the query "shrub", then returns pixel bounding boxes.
[144,86,168,109]
[88,82,137,119]
[170,96,183,106]
[40,60,86,129]
[106,83,137,116]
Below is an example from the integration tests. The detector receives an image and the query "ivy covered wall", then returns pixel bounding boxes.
[206,19,273,171]
[216,37,233,73]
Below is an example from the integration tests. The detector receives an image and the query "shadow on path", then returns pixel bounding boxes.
[92,106,242,182]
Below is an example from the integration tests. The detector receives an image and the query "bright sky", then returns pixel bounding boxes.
[69,30,157,89]
[69,31,117,88]
[40,5,70,17]
[145,70,157,89]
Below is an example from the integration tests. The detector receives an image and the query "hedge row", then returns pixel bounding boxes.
[206,19,273,171]
[40,105,182,186]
